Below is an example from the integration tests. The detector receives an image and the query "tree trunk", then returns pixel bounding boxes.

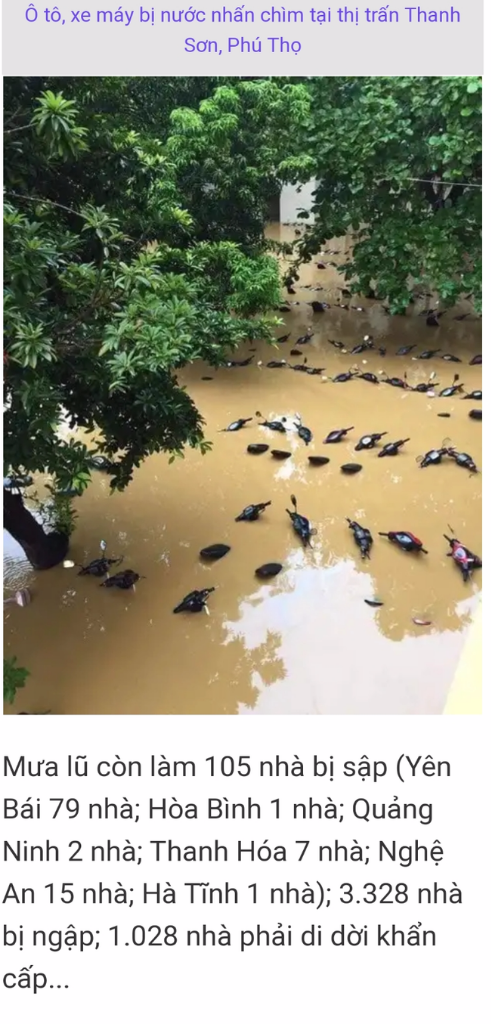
[3,488,69,570]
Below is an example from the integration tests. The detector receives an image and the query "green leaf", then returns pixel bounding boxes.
[3,657,30,705]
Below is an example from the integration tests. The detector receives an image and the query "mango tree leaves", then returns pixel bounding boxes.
[3,77,310,489]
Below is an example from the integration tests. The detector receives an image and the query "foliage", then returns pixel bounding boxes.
[3,657,30,705]
[29,486,79,537]
[165,81,313,249]
[294,77,482,312]
[4,78,311,495]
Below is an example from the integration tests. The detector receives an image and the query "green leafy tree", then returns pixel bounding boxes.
[294,77,482,312]
[3,656,30,705]
[3,78,310,568]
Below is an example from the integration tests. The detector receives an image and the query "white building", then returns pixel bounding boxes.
[279,180,317,223]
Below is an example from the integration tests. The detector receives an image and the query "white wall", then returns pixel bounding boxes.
[280,179,317,223]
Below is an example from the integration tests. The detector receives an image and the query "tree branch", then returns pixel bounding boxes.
[4,104,25,128]
[5,191,83,218]
[4,124,33,136]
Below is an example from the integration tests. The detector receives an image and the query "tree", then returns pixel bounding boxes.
[294,77,482,312]
[3,78,311,568]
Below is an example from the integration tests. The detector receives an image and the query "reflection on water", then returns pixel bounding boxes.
[3,227,482,715]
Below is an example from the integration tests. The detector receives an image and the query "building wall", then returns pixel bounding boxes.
[280,180,317,223]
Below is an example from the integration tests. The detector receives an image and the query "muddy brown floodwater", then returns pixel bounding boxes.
[3,227,482,716]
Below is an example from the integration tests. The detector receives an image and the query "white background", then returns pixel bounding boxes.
[0,717,489,1022]
[1,0,485,75]
[1,0,487,1018]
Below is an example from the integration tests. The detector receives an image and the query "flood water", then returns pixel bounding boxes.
[3,226,482,715]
